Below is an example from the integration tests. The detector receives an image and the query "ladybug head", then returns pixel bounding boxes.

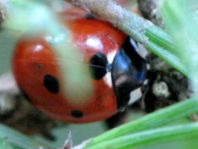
[111,37,147,109]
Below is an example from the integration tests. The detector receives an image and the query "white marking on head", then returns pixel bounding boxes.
[130,38,149,60]
[106,50,117,63]
[128,88,142,105]
[103,72,112,87]
[103,50,117,87]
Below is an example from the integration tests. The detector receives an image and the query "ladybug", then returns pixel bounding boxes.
[12,8,146,123]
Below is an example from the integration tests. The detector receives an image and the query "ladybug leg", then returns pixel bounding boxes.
[104,110,127,129]
[141,69,158,112]
[41,129,56,141]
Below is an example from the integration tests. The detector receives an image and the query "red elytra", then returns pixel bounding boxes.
[12,8,126,123]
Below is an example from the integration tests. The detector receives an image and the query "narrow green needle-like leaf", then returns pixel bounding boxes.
[87,123,198,149]
[87,99,198,147]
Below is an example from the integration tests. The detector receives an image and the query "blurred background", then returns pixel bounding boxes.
[0,31,15,74]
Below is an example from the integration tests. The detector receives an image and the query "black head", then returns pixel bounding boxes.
[111,37,147,109]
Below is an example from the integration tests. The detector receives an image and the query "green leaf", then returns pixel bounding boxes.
[87,99,198,147]
[87,123,198,149]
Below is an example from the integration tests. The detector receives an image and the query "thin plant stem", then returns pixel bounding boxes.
[66,0,187,75]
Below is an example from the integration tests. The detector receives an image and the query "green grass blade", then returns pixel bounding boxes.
[87,99,198,147]
[87,123,198,149]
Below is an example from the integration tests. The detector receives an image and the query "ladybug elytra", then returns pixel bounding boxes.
[12,7,146,123]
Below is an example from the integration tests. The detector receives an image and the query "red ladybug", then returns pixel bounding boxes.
[12,8,146,123]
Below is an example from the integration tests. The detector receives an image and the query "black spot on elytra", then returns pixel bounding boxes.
[90,52,108,80]
[85,13,96,19]
[43,75,59,94]
[105,110,127,129]
[71,110,84,118]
